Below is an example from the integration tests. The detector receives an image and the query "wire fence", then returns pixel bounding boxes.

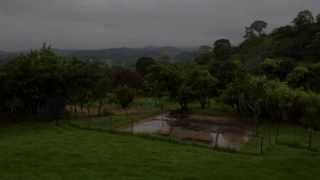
[66,114,320,155]
[275,125,320,151]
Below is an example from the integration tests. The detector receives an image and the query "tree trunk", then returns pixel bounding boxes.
[87,106,90,117]
[80,104,84,114]
[180,102,188,113]
[73,105,77,113]
[200,101,206,109]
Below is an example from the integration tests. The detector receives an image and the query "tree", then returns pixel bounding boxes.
[146,63,198,112]
[213,39,232,61]
[221,75,266,121]
[309,63,320,92]
[210,59,246,91]
[317,14,320,24]
[287,66,310,89]
[1,46,68,119]
[90,62,111,115]
[244,20,268,39]
[145,62,174,98]
[135,57,156,76]
[146,63,167,96]
[147,63,191,111]
[159,54,171,63]
[190,67,218,109]
[0,46,115,119]
[250,20,268,36]
[293,10,314,27]
[115,86,135,108]
[308,32,320,58]
[195,45,213,65]
[244,26,256,39]
[112,68,143,90]
[271,25,295,38]
[175,83,194,112]
[264,80,296,122]
[260,58,281,79]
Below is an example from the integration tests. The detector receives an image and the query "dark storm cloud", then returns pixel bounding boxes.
[1,0,320,50]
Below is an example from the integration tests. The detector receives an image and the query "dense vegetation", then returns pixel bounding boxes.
[1,10,320,130]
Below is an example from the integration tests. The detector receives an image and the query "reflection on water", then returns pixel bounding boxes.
[130,119,171,134]
[210,132,249,151]
[125,114,250,151]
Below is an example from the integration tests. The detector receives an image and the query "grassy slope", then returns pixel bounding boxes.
[0,122,319,180]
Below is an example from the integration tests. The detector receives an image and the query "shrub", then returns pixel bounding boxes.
[115,86,135,108]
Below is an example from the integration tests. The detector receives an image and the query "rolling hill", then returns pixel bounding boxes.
[54,47,196,66]
[0,47,196,66]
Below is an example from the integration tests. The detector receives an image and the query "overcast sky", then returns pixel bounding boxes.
[1,0,320,51]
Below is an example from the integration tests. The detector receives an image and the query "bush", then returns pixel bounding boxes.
[115,86,135,108]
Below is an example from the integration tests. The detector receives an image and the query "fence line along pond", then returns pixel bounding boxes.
[123,113,253,151]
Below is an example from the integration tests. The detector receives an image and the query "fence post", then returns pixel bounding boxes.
[268,127,272,146]
[87,117,90,128]
[275,124,279,144]
[131,118,133,134]
[126,108,133,134]
[308,128,313,151]
[215,131,220,149]
[110,116,113,131]
[260,136,264,154]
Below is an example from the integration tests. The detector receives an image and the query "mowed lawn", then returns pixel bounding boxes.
[0,122,319,180]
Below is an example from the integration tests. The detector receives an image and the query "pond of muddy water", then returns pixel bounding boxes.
[124,114,251,151]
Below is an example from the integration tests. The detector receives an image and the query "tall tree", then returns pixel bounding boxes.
[287,66,310,89]
[317,14,320,24]
[213,39,232,61]
[244,26,256,39]
[250,20,268,36]
[115,86,135,108]
[190,67,218,109]
[112,68,143,90]
[195,45,213,65]
[293,10,314,27]
[135,57,156,76]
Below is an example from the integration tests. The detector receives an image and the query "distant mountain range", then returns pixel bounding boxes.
[54,47,196,66]
[0,50,7,57]
[0,51,9,63]
[0,47,197,66]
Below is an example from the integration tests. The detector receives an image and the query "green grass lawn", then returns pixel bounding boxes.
[0,121,319,180]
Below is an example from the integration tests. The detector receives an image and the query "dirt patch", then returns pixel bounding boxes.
[188,115,254,129]
[170,127,211,142]
[111,107,157,115]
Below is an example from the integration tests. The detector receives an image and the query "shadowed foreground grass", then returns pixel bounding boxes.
[0,121,319,180]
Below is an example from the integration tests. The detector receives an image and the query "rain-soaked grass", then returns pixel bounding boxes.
[0,120,319,180]
[3,98,318,179]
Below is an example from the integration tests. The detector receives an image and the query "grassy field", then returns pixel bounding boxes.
[1,98,319,179]
[0,120,320,180]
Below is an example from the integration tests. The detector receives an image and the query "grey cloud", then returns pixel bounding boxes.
[1,0,320,51]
